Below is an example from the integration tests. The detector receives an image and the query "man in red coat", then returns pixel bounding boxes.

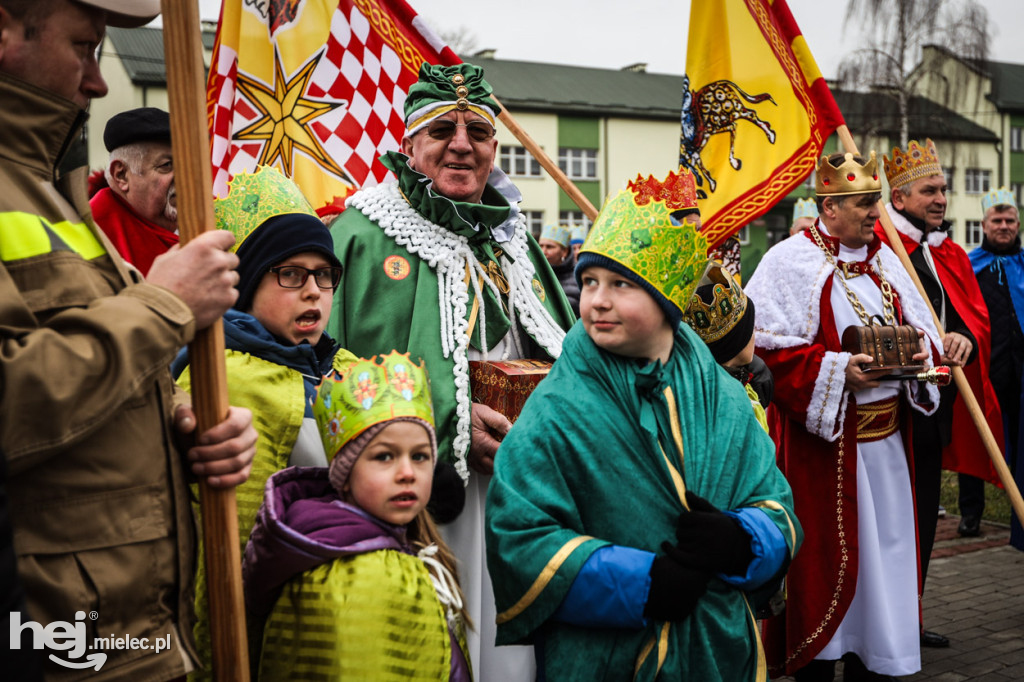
[875,139,1003,649]
[90,107,178,275]
[748,151,941,681]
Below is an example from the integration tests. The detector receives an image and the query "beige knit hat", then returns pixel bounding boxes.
[78,0,160,28]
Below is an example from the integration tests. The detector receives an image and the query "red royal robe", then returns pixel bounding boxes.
[746,227,941,676]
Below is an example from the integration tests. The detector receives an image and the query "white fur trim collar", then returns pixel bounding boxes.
[885,203,948,247]
[746,231,940,435]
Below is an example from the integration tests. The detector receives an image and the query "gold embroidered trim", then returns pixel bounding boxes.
[785,432,849,667]
[633,633,656,679]
[656,622,670,673]
[661,386,688,508]
[753,500,799,559]
[856,396,900,442]
[495,535,594,624]
[744,596,769,682]
[632,622,671,681]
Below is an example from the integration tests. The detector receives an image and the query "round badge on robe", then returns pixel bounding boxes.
[532,278,545,302]
[383,255,411,280]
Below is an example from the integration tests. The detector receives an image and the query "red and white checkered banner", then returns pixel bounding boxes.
[207,0,460,214]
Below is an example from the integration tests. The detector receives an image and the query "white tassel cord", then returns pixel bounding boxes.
[417,543,464,630]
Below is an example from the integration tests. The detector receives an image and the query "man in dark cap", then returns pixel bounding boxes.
[328,62,574,680]
[0,1,256,679]
[90,106,177,275]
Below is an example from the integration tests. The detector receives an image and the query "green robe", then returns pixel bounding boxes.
[486,323,801,681]
[328,158,575,478]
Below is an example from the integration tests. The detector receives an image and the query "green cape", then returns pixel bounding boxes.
[486,323,801,681]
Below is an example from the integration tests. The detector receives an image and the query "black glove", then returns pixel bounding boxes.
[643,546,712,622]
[673,491,753,576]
[426,461,466,524]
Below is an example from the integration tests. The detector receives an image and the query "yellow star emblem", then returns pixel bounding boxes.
[233,48,352,183]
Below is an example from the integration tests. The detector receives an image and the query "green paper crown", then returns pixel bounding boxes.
[313,351,435,461]
[213,166,319,252]
[581,171,709,313]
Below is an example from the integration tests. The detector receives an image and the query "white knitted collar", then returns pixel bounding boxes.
[347,183,565,480]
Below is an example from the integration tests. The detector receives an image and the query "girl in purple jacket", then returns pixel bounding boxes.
[243,351,471,681]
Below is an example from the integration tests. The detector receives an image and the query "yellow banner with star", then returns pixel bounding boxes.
[207,0,460,216]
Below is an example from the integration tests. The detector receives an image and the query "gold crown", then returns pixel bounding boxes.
[681,260,748,344]
[815,151,881,196]
[884,139,942,189]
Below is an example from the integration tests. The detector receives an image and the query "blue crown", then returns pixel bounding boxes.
[981,187,1016,213]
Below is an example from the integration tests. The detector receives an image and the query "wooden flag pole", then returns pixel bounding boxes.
[161,1,250,678]
[836,124,1024,528]
[492,96,599,221]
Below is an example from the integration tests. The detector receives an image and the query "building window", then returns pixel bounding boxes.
[942,166,954,193]
[500,146,541,177]
[523,210,543,238]
[735,224,751,245]
[965,220,983,247]
[559,211,592,232]
[1012,127,1024,152]
[964,169,991,194]
[558,148,597,180]
[1012,183,1023,207]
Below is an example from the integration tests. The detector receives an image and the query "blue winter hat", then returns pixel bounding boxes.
[575,252,682,329]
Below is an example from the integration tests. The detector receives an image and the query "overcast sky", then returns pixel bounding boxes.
[193,0,1023,79]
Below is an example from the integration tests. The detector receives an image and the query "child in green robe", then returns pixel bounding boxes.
[485,171,802,682]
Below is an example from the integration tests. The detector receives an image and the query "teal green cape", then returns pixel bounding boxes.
[328,158,575,477]
[486,323,801,681]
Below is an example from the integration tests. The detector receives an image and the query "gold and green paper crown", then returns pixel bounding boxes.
[792,197,819,222]
[313,351,435,461]
[982,186,1017,213]
[213,166,319,252]
[681,260,749,344]
[581,170,709,312]
[883,138,942,189]
[816,151,881,196]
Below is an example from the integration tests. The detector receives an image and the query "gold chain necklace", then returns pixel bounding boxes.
[809,224,896,325]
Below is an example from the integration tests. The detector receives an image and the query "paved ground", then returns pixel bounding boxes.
[778,515,1024,680]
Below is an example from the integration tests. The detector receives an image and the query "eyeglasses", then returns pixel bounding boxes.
[425,119,496,142]
[267,265,342,289]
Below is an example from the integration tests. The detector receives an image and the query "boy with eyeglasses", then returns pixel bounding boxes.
[172,165,359,678]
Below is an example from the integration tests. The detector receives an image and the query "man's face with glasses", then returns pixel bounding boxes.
[249,252,337,346]
[402,110,498,204]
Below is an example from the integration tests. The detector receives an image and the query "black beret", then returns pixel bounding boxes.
[103,107,171,152]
